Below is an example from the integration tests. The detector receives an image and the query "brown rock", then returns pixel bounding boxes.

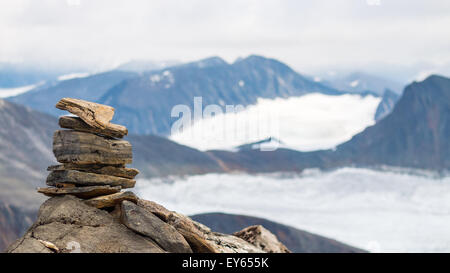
[37,185,121,199]
[56,98,114,129]
[121,200,192,253]
[234,225,291,253]
[137,199,172,222]
[48,163,139,179]
[84,191,138,209]
[59,116,127,139]
[53,130,132,165]
[167,212,219,253]
[46,170,136,189]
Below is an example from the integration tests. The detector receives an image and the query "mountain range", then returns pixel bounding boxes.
[10,55,340,135]
[322,71,404,95]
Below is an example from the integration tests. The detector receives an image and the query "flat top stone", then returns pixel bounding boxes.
[37,185,121,199]
[56,98,115,129]
[59,116,128,139]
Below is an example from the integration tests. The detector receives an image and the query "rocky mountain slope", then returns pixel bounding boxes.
[191,213,365,253]
[375,89,400,121]
[335,75,450,170]
[10,55,339,135]
[0,202,35,252]
[0,99,58,207]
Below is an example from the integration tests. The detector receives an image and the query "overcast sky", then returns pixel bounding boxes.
[1,0,450,80]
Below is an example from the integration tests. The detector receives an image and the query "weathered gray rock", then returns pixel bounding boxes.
[59,116,127,139]
[48,164,139,179]
[84,191,138,209]
[56,98,115,130]
[46,170,135,189]
[121,201,192,253]
[37,185,121,199]
[234,225,291,253]
[53,130,132,165]
[7,196,164,253]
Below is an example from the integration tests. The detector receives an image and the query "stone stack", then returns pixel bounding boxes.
[37,98,139,209]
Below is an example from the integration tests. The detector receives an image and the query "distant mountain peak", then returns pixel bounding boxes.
[184,56,228,69]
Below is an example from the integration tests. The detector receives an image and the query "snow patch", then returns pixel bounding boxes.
[349,80,359,87]
[0,83,40,98]
[57,72,90,81]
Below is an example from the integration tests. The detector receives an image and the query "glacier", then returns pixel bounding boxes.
[135,168,450,253]
[170,93,381,151]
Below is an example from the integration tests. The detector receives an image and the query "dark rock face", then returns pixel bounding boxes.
[128,134,225,178]
[7,196,289,253]
[336,75,450,170]
[191,213,365,253]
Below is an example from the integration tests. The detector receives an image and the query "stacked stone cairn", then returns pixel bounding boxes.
[38,98,139,209]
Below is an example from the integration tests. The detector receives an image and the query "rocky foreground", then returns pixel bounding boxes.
[7,98,289,253]
[7,195,289,253]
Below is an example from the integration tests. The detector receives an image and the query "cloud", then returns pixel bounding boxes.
[0,0,450,78]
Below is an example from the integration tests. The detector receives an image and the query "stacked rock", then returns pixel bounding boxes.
[37,98,139,209]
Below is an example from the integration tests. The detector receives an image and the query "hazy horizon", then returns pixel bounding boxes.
[1,0,450,82]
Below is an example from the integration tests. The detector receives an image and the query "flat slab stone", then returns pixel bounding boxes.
[56,98,114,129]
[84,191,138,209]
[37,185,121,199]
[59,116,127,139]
[46,170,136,189]
[48,163,139,179]
[53,130,132,165]
[121,200,192,253]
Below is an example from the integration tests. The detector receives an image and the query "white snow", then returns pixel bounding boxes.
[313,76,321,82]
[349,79,360,87]
[238,80,245,87]
[170,93,381,151]
[150,74,161,83]
[57,72,90,81]
[135,168,450,253]
[0,83,39,98]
